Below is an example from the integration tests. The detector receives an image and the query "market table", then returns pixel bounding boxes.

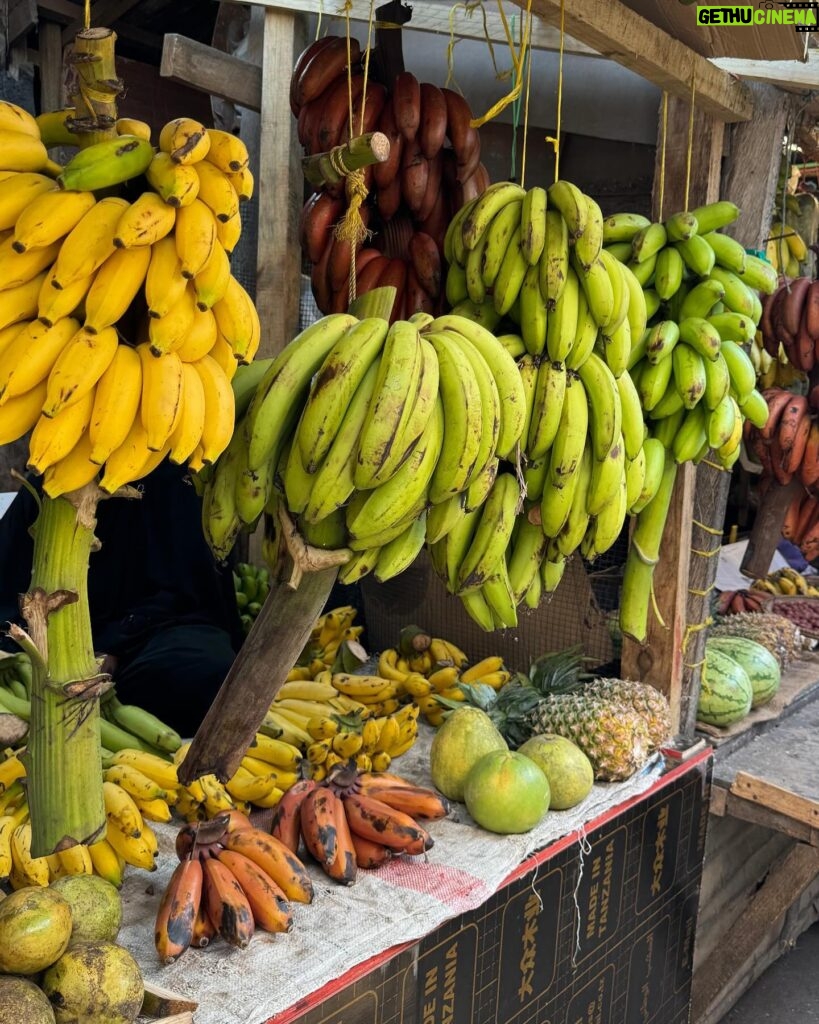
[119,734,710,1024]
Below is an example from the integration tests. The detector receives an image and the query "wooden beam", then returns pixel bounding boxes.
[61,0,141,45]
[691,842,819,1022]
[255,6,304,356]
[222,0,598,57]
[38,21,65,112]
[712,52,819,93]
[731,772,819,831]
[160,34,263,111]
[8,0,38,46]
[37,0,83,23]
[510,0,754,122]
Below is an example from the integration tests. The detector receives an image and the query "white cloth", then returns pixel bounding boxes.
[118,727,663,1024]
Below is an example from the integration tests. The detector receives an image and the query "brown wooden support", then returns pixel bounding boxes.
[38,20,64,112]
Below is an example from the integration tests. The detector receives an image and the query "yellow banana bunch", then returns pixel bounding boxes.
[0,112,253,497]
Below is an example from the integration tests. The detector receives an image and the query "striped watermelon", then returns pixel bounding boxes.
[707,637,780,708]
[698,645,753,726]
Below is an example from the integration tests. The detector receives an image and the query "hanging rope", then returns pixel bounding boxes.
[336,0,377,303]
[657,92,669,222]
[84,0,91,30]
[519,14,534,188]
[544,0,565,182]
[468,0,533,129]
[683,72,696,213]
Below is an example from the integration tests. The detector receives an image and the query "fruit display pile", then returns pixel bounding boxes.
[233,561,271,634]
[0,873,143,1022]
[0,106,256,494]
[205,181,773,643]
[696,636,781,728]
[294,37,489,321]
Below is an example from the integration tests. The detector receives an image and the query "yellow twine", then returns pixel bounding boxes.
[683,657,706,671]
[658,92,668,222]
[357,0,377,135]
[701,458,729,472]
[468,0,533,129]
[447,3,505,91]
[520,11,534,189]
[649,582,667,629]
[544,0,565,182]
[684,72,696,212]
[84,0,91,29]
[681,617,712,656]
[690,547,719,559]
[315,0,324,40]
[688,584,715,597]
[692,519,723,536]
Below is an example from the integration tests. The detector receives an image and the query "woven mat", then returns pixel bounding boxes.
[120,727,664,1024]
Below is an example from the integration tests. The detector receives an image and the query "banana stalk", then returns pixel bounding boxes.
[619,454,679,644]
[18,485,106,857]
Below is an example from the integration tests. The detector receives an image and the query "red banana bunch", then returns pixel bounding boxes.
[760,277,819,372]
[270,767,449,882]
[292,36,490,322]
[715,588,769,615]
[154,810,313,963]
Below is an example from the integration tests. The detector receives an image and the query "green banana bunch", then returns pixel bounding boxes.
[233,561,271,634]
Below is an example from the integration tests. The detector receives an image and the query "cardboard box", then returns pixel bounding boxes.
[361,553,616,674]
[269,750,712,1024]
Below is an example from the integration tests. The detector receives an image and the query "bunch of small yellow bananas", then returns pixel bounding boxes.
[751,567,819,597]
[0,101,258,497]
[752,331,806,390]
[289,604,366,676]
[0,748,162,888]
[766,221,808,279]
[265,675,420,771]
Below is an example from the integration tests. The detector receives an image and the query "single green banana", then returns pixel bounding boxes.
[644,320,681,365]
[507,515,549,602]
[720,339,756,402]
[672,342,707,409]
[687,200,739,234]
[58,135,154,191]
[519,262,548,356]
[707,393,738,449]
[703,231,747,274]
[679,279,725,320]
[602,212,650,244]
[546,179,588,238]
[425,493,466,545]
[574,194,604,270]
[578,351,622,461]
[480,199,524,288]
[672,404,708,463]
[624,446,647,512]
[631,222,667,264]
[678,317,721,362]
[736,253,777,296]
[616,369,646,461]
[555,444,592,557]
[440,329,500,488]
[630,436,666,513]
[654,247,684,301]
[520,186,547,266]
[527,358,567,461]
[706,312,756,344]
[636,355,674,411]
[574,256,614,331]
[702,351,731,410]
[674,235,715,277]
[708,265,756,318]
[586,433,625,516]
[664,210,698,242]
[373,513,428,582]
[539,208,570,308]
[245,313,358,471]
[480,558,518,629]
[546,265,579,363]
[461,181,526,251]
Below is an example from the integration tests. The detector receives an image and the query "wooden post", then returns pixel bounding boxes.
[680,84,796,736]
[255,7,305,358]
[38,21,65,112]
[620,95,724,732]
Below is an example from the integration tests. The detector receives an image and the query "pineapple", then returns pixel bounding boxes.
[528,695,651,782]
[710,612,803,669]
[581,679,671,751]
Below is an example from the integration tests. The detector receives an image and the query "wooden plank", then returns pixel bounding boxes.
[652,96,725,219]
[255,6,303,356]
[722,82,802,249]
[37,0,82,21]
[742,477,802,579]
[510,0,754,122]
[61,0,140,44]
[710,786,727,817]
[8,0,38,45]
[730,771,819,831]
[720,791,819,846]
[160,33,263,111]
[222,0,598,57]
[38,21,65,112]
[712,53,819,93]
[691,841,819,1022]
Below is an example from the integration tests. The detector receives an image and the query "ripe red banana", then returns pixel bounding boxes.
[342,791,433,854]
[408,231,442,298]
[760,388,795,443]
[783,489,803,539]
[221,826,314,904]
[270,777,317,853]
[795,315,815,373]
[300,786,340,869]
[300,191,343,265]
[349,81,388,139]
[201,855,255,949]
[392,71,421,141]
[359,783,450,820]
[216,849,293,933]
[350,833,394,869]
[191,895,216,948]
[441,88,475,171]
[759,289,780,357]
[800,420,819,490]
[793,491,818,544]
[805,280,819,339]
[417,151,444,223]
[325,788,357,885]
[377,172,403,220]
[400,137,429,214]
[356,253,390,295]
[377,258,408,322]
[404,266,433,317]
[290,37,336,115]
[418,82,448,159]
[315,73,365,153]
[154,857,203,964]
[294,36,361,110]
[776,394,809,474]
[781,277,811,338]
[310,234,334,313]
[373,103,403,189]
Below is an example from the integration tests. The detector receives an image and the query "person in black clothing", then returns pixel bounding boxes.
[0,460,244,736]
